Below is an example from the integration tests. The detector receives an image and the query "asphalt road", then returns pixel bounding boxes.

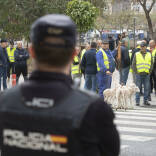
[7,70,156,156]
[81,70,156,156]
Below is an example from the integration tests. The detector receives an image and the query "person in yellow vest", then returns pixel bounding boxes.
[96,40,116,98]
[132,42,153,106]
[71,46,81,83]
[97,40,102,51]
[6,41,16,83]
[149,40,156,96]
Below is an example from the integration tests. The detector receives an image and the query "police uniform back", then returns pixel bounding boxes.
[0,14,120,156]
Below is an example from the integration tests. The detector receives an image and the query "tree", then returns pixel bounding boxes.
[66,0,99,34]
[132,0,156,38]
[0,0,69,40]
[85,0,106,15]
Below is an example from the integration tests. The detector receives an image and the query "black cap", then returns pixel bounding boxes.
[140,42,147,47]
[102,40,109,44]
[30,14,77,48]
[1,39,7,43]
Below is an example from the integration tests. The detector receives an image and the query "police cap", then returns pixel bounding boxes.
[30,14,77,48]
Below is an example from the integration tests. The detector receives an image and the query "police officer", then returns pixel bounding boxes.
[0,14,120,156]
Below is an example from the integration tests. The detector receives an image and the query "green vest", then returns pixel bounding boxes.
[7,47,16,62]
[71,56,80,75]
[97,49,109,72]
[136,52,151,74]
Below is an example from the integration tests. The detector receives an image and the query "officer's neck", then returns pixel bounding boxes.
[36,63,71,75]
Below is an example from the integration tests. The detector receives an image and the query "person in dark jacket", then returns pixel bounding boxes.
[119,39,130,85]
[108,36,115,51]
[0,39,9,90]
[0,14,120,156]
[14,41,29,83]
[81,42,97,92]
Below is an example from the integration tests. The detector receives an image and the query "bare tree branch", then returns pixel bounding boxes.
[148,0,156,13]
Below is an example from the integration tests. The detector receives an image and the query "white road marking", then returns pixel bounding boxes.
[115,120,156,127]
[115,111,156,117]
[118,126,156,134]
[121,145,129,149]
[121,135,155,142]
[117,115,156,121]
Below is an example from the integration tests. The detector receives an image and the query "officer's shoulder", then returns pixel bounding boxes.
[0,85,21,103]
[72,87,99,100]
[73,88,114,118]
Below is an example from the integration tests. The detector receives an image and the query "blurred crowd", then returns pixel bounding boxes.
[71,33,156,106]
[0,39,29,91]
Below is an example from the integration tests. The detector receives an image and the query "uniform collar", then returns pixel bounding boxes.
[29,70,73,86]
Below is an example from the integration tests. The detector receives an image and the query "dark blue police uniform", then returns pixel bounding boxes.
[0,14,120,156]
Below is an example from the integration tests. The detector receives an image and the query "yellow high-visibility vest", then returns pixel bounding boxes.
[136,52,152,74]
[81,49,86,60]
[97,49,109,72]
[7,47,16,62]
[152,48,156,62]
[129,51,133,73]
[71,56,81,75]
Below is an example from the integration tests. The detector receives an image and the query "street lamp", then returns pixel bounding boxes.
[133,17,136,48]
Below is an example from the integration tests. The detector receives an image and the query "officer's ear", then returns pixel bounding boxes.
[28,44,36,59]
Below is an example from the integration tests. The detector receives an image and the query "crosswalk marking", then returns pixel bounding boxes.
[115,120,156,127]
[115,111,156,117]
[121,145,129,149]
[117,115,156,121]
[121,135,155,142]
[115,109,156,144]
[118,126,156,134]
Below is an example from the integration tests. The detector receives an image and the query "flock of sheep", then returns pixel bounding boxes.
[103,83,139,110]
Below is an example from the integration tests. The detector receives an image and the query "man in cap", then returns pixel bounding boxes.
[132,42,153,106]
[0,14,120,156]
[0,39,9,91]
[96,40,116,98]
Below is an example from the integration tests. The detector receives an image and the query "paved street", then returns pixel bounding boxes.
[81,70,156,156]
[7,70,156,156]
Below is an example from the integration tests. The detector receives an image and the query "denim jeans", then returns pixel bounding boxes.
[96,72,112,98]
[119,66,130,85]
[84,74,97,92]
[135,74,150,103]
[0,66,7,91]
